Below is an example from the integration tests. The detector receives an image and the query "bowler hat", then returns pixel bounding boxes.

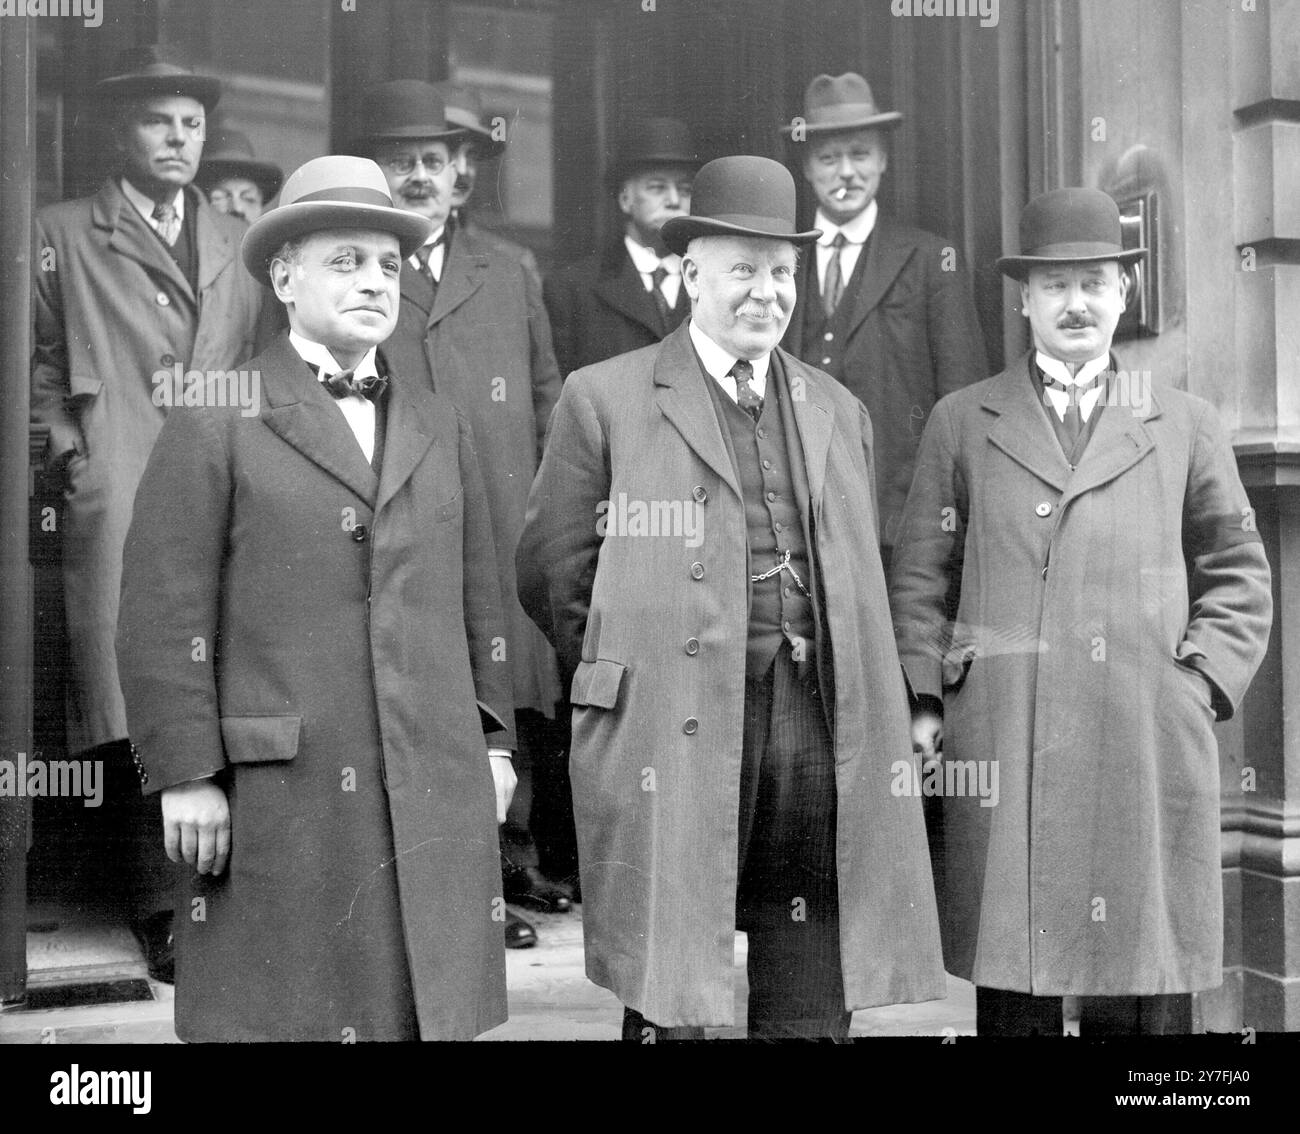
[350,80,471,151]
[439,83,506,159]
[660,155,820,256]
[94,44,222,113]
[997,187,1146,280]
[241,155,432,280]
[607,117,701,187]
[196,129,284,202]
[778,72,902,138]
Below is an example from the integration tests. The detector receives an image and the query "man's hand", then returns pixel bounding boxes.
[489,754,517,824]
[160,780,231,876]
[911,710,943,762]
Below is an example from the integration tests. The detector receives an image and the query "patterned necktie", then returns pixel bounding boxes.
[152,200,180,246]
[821,231,847,317]
[319,366,389,402]
[730,359,763,422]
[1043,374,1102,450]
[649,265,672,325]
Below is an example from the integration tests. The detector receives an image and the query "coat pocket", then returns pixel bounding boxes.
[569,658,627,710]
[220,715,302,764]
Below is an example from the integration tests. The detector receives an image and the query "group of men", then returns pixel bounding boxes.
[32,45,1272,1042]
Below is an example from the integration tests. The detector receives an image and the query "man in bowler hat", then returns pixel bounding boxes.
[544,117,700,378]
[30,44,264,981]
[890,187,1272,1035]
[519,155,945,1040]
[116,156,517,1040]
[779,73,987,564]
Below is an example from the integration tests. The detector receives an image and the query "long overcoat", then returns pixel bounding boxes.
[116,336,516,1041]
[31,179,265,753]
[888,354,1273,995]
[782,213,988,552]
[383,220,562,715]
[517,323,946,1027]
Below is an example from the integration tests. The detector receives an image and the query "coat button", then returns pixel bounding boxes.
[691,485,707,503]
[766,491,777,502]
[685,637,700,655]
[352,524,368,542]
[821,357,832,366]
[761,459,772,470]
[756,428,766,439]
[156,292,170,306]
[690,561,704,580]
[1035,501,1052,518]
[683,717,698,735]
[823,331,834,342]
[160,353,175,367]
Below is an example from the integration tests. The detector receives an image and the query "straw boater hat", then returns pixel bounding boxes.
[349,80,471,152]
[997,187,1147,281]
[241,155,432,280]
[778,72,902,138]
[659,155,821,257]
[196,128,283,202]
[606,117,701,188]
[439,82,506,159]
[93,43,222,113]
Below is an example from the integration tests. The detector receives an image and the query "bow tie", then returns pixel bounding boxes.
[316,365,388,402]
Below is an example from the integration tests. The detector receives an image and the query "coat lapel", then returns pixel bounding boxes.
[259,336,379,504]
[983,353,1070,492]
[843,214,913,339]
[427,228,488,328]
[652,324,741,501]
[374,361,441,515]
[94,179,193,301]
[1057,374,1160,507]
[779,349,835,516]
[193,190,237,296]
[594,252,663,339]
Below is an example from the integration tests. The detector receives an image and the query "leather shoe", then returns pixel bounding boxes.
[505,909,537,949]
[504,862,572,914]
[132,911,175,983]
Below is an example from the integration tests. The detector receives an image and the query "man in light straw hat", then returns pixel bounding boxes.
[117,155,517,1041]
[519,155,945,1040]
[779,72,987,566]
[890,186,1272,1035]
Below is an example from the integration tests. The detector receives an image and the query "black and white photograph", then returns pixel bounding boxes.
[0,0,1294,1116]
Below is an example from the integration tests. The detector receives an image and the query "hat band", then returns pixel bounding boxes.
[700,212,800,236]
[805,102,887,127]
[292,186,395,209]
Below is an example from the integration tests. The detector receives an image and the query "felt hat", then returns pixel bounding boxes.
[440,83,506,159]
[350,80,472,151]
[997,187,1146,280]
[778,72,902,137]
[196,128,283,202]
[94,44,222,113]
[607,117,701,187]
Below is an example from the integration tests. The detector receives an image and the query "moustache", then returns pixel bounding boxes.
[401,185,437,199]
[1058,317,1096,329]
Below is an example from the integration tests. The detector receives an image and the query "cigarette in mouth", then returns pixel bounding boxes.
[834,187,849,200]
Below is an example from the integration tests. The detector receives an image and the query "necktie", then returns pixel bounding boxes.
[415,242,437,284]
[318,366,389,402]
[152,200,180,246]
[730,359,763,422]
[821,231,846,317]
[1043,374,1101,451]
[649,265,672,326]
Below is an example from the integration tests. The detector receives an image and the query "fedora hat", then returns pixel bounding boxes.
[997,187,1146,280]
[350,79,471,152]
[606,117,701,187]
[94,44,222,113]
[439,83,506,159]
[660,155,820,256]
[196,128,283,202]
[241,155,432,279]
[779,72,902,138]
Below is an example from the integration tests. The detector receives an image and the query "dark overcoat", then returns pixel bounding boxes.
[117,336,516,1041]
[517,323,946,1027]
[543,241,689,378]
[31,179,264,753]
[888,354,1273,995]
[383,221,562,715]
[782,213,987,552]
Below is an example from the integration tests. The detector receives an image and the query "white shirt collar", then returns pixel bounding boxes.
[120,178,185,228]
[624,236,680,277]
[688,319,770,395]
[289,330,380,383]
[815,199,877,246]
[408,224,447,270]
[1036,351,1109,388]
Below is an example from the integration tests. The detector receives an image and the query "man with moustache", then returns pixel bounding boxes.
[196,127,282,223]
[779,73,987,564]
[116,156,517,1041]
[519,156,945,1040]
[544,118,699,378]
[889,188,1273,1035]
[30,45,264,981]
[355,80,567,944]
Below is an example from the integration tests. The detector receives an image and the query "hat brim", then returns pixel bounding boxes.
[998,246,1147,280]
[446,113,508,159]
[241,200,432,280]
[196,159,284,202]
[350,126,473,153]
[606,155,703,189]
[94,75,222,113]
[661,215,821,257]
[779,111,903,137]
